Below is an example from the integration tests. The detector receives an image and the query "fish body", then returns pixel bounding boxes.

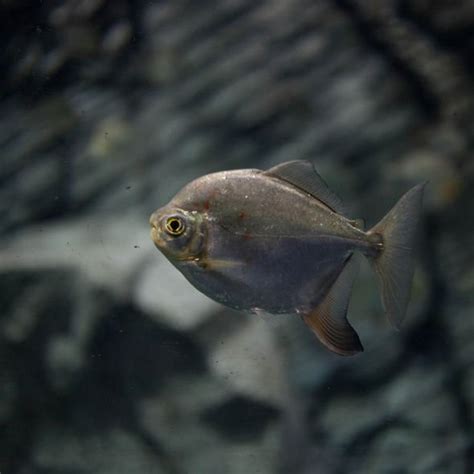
[150,161,424,356]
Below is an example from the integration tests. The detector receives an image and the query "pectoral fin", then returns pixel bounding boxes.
[196,257,243,271]
[302,255,363,356]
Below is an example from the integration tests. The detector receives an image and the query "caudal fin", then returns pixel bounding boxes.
[368,183,426,329]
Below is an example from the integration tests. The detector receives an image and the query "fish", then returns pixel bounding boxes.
[149,160,425,356]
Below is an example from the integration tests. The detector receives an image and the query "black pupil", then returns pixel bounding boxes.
[170,219,180,231]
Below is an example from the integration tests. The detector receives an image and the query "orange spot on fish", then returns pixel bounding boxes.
[204,200,210,210]
[239,211,246,219]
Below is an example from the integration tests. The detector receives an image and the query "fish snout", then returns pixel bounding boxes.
[149,211,164,247]
[149,211,161,230]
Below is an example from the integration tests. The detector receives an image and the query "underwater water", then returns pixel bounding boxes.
[1,1,473,473]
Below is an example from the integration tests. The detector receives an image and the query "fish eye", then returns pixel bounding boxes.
[165,216,185,236]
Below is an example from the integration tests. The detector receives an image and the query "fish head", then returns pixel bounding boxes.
[149,206,205,262]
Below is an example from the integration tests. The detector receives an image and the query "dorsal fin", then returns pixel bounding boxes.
[263,160,346,215]
[302,255,363,356]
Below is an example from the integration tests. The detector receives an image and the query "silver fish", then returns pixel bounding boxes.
[149,160,425,355]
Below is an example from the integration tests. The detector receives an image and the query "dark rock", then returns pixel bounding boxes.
[140,373,281,474]
[30,424,166,474]
[200,394,280,442]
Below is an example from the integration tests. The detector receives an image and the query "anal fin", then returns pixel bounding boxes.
[302,255,363,356]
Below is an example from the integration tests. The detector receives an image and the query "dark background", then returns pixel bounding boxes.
[1,1,473,473]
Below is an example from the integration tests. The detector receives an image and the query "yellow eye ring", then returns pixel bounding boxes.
[165,216,185,236]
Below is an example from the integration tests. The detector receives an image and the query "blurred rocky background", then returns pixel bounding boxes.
[1,0,473,473]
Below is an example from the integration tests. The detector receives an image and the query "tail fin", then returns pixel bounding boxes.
[367,183,426,329]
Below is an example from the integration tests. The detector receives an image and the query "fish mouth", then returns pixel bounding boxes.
[150,226,162,249]
[149,210,164,246]
[150,217,165,250]
[149,211,160,228]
